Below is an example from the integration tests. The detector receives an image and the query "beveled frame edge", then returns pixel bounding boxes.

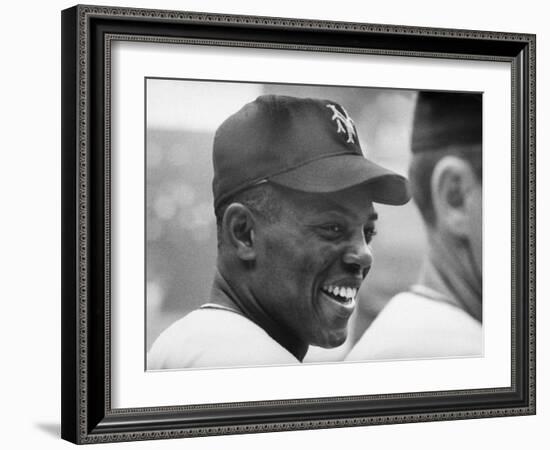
[61,4,536,444]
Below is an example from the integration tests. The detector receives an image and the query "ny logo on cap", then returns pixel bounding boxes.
[326,104,357,144]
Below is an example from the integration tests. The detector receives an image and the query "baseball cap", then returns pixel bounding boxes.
[212,95,410,209]
[411,91,482,154]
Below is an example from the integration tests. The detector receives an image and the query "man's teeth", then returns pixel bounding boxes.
[322,285,358,301]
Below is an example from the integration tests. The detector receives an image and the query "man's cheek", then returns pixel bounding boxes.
[304,246,336,272]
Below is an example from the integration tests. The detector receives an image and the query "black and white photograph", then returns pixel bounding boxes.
[3,0,547,447]
[58,3,536,445]
[145,79,483,370]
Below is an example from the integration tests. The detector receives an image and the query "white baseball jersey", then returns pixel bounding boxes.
[345,288,482,362]
[148,306,299,370]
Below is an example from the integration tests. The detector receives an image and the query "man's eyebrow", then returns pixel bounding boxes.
[310,207,378,222]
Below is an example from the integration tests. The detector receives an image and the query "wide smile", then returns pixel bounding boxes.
[320,284,358,307]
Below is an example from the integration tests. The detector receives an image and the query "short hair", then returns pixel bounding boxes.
[408,147,482,225]
[214,182,283,244]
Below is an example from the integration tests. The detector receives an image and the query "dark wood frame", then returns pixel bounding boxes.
[61,4,536,444]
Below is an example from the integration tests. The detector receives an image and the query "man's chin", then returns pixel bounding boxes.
[314,329,348,349]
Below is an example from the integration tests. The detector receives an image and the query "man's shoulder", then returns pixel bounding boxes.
[376,291,482,334]
[346,290,482,361]
[155,308,259,340]
[147,308,298,370]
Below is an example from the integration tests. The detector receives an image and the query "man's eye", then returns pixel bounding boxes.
[364,227,377,243]
[319,224,344,236]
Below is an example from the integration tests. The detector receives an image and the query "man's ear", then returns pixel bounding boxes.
[221,203,257,261]
[430,155,477,237]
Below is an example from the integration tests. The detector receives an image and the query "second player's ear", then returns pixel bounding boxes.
[430,155,477,237]
[222,203,257,261]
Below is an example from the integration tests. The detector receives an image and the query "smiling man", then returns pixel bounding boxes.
[147,95,410,369]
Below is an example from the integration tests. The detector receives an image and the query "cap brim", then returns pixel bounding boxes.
[269,154,410,206]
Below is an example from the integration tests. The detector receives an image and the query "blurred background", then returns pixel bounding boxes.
[145,79,427,362]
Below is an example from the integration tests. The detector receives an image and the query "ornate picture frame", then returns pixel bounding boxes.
[61,4,535,444]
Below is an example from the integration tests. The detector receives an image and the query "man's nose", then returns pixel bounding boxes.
[342,231,373,276]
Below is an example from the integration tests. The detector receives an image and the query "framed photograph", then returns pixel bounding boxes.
[61,4,536,444]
